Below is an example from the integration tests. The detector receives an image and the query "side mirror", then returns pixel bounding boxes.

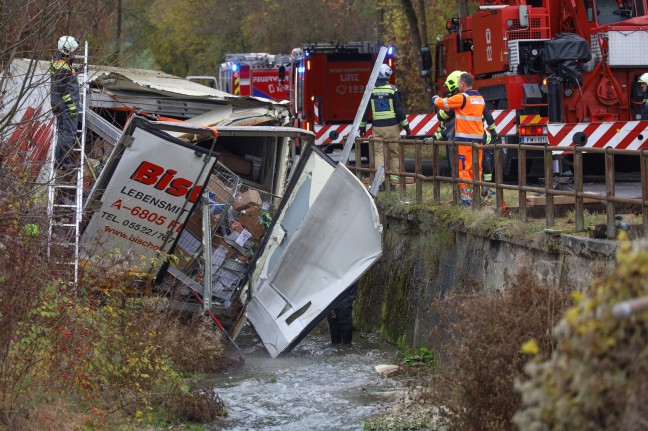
[420,45,433,79]
[278,65,286,81]
[519,5,529,28]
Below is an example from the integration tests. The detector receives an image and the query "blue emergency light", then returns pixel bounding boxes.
[232,63,239,72]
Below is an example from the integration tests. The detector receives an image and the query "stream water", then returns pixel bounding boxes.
[205,325,404,431]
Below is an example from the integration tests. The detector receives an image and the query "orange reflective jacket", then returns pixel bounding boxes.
[434,89,485,142]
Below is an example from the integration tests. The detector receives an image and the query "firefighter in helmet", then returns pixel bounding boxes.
[639,73,648,120]
[359,64,411,191]
[434,71,497,204]
[50,35,81,172]
[432,72,487,205]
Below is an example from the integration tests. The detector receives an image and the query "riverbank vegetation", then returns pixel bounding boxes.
[0,174,240,430]
[366,235,648,430]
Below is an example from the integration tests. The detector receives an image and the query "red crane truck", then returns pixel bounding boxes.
[426,0,648,175]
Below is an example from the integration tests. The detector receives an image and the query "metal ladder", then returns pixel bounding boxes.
[47,41,89,286]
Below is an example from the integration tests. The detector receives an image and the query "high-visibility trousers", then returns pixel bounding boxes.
[457,141,482,196]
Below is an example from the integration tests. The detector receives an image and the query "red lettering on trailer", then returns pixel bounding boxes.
[130,161,202,203]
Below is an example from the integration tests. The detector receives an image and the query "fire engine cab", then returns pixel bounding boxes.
[219,53,291,101]
[427,0,648,174]
[289,42,396,147]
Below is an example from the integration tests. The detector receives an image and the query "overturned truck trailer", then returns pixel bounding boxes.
[80,116,382,358]
[1,58,383,357]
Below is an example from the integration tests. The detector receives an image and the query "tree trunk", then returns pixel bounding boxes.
[399,0,424,85]
[417,0,428,45]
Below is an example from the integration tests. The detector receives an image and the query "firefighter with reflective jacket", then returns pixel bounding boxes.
[434,71,496,203]
[432,72,486,205]
[50,35,81,172]
[360,64,410,191]
[639,73,648,120]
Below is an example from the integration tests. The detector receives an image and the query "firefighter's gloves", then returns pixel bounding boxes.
[489,126,499,143]
[403,125,411,135]
[68,104,78,118]
[431,95,440,106]
[359,126,366,137]
[63,94,78,118]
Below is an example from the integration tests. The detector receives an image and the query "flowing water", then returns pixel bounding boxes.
[205,326,404,431]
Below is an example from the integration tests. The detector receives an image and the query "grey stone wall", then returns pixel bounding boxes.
[354,207,619,350]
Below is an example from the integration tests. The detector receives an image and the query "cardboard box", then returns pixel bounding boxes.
[183,208,223,240]
[236,206,266,240]
[213,236,236,260]
[206,174,234,205]
[232,189,263,211]
[218,152,253,176]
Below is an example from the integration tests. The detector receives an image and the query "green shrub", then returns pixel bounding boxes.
[514,238,648,431]
[0,170,235,430]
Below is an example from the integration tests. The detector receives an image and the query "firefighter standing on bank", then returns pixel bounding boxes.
[432,72,486,205]
[50,35,81,172]
[639,73,648,120]
[434,70,497,203]
[359,64,410,191]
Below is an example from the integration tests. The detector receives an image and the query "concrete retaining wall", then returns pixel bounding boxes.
[353,206,619,349]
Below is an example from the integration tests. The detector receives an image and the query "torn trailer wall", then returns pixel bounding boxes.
[0,58,291,183]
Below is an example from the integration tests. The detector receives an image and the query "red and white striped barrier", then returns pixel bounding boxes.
[313,110,648,150]
[548,120,648,150]
[314,110,517,146]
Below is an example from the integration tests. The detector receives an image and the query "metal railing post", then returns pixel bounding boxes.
[433,140,441,204]
[544,146,554,227]
[415,138,423,203]
[642,149,648,236]
[472,142,481,209]
[574,147,584,232]
[518,145,527,222]
[605,147,616,240]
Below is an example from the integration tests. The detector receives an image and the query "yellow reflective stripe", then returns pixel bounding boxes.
[456,114,482,122]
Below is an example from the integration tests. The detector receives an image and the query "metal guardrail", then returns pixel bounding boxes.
[348,137,648,240]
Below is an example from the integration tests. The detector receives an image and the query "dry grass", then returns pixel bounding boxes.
[0,170,237,430]
[425,268,570,431]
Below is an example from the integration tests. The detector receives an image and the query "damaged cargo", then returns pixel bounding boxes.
[1,58,383,357]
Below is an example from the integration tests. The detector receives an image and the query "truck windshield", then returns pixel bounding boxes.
[591,0,645,24]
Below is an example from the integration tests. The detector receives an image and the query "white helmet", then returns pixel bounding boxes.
[58,36,79,55]
[638,73,648,85]
[377,64,393,80]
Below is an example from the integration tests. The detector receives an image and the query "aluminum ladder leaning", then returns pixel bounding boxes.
[47,41,90,287]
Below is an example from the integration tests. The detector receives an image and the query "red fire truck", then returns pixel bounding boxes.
[289,42,400,146]
[427,0,648,174]
[219,53,291,101]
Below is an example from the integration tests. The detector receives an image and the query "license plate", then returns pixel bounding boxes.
[520,136,548,144]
